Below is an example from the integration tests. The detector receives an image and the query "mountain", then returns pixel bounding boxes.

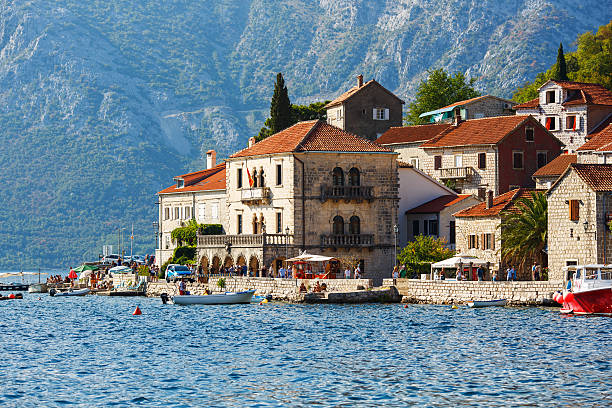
[0,0,610,268]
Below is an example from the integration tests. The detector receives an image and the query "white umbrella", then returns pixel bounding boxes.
[79,270,93,280]
[431,255,488,268]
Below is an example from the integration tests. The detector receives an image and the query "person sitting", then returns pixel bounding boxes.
[313,281,322,293]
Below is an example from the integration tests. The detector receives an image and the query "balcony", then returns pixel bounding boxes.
[240,187,271,205]
[320,234,374,248]
[437,166,474,180]
[197,233,293,248]
[321,185,374,202]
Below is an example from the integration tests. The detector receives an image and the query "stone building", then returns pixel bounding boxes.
[576,119,612,164]
[192,120,399,284]
[418,115,563,197]
[405,194,480,251]
[546,164,612,281]
[454,188,542,279]
[532,154,576,189]
[376,123,451,170]
[325,75,404,141]
[156,152,227,266]
[514,80,612,152]
[419,95,516,123]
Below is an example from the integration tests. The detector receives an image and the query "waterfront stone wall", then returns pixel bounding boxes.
[384,279,563,305]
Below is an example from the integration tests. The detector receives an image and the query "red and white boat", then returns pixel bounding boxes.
[554,265,612,315]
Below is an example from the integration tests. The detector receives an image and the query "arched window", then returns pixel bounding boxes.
[348,168,360,186]
[252,169,258,187]
[332,167,344,186]
[252,214,258,234]
[349,216,360,235]
[333,216,344,235]
[259,168,265,187]
[259,213,265,234]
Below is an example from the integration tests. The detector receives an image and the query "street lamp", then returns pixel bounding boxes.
[393,224,399,267]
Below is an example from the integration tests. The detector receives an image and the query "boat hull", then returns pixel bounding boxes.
[468,299,507,308]
[28,283,48,293]
[50,288,90,297]
[562,287,612,315]
[172,290,255,305]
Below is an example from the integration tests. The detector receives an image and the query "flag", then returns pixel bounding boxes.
[247,167,254,187]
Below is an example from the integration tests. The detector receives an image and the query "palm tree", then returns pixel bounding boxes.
[499,191,547,278]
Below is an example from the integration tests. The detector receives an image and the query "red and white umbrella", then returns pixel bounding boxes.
[68,269,78,280]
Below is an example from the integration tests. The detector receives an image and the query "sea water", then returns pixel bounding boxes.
[0,292,611,407]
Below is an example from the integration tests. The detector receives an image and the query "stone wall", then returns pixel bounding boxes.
[146,277,374,302]
[384,279,563,305]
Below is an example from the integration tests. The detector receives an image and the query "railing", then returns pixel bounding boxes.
[321,185,374,201]
[197,233,293,248]
[241,187,271,203]
[320,234,374,248]
[437,166,473,180]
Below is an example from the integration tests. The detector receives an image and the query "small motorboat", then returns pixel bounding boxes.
[49,288,90,297]
[28,283,48,293]
[0,293,23,300]
[163,290,255,305]
[555,264,612,315]
[467,299,507,308]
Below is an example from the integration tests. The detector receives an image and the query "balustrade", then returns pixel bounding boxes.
[321,185,373,201]
[320,234,374,248]
[437,166,473,180]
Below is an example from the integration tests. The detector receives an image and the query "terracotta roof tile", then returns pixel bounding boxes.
[571,164,612,191]
[514,81,612,110]
[513,98,539,110]
[376,123,451,145]
[420,115,530,148]
[438,95,504,110]
[532,154,577,177]
[454,189,541,217]
[159,163,226,194]
[230,121,393,158]
[406,194,472,214]
[588,114,612,138]
[578,123,612,152]
[324,79,404,109]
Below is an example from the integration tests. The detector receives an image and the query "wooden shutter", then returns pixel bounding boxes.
[569,200,579,221]
[434,155,442,170]
[480,233,485,249]
[372,109,377,120]
[491,233,495,250]
[545,117,551,130]
[384,109,389,120]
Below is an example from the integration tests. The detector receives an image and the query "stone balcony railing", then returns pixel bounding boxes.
[198,233,293,248]
[321,185,374,202]
[240,187,271,204]
[320,233,374,248]
[437,166,474,180]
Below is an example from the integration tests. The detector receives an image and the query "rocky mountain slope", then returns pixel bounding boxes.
[0,0,609,268]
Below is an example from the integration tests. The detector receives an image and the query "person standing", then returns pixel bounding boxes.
[477,266,484,281]
[355,265,361,279]
[535,263,541,281]
[507,266,515,281]
[344,267,351,280]
[399,264,407,278]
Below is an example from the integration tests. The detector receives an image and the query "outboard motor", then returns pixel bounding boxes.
[160,293,169,304]
[49,288,56,297]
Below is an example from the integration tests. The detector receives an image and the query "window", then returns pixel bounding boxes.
[211,203,218,220]
[478,188,486,200]
[566,116,577,130]
[373,108,389,120]
[276,212,282,234]
[174,207,180,220]
[409,158,419,169]
[513,151,524,170]
[349,216,360,235]
[537,151,548,169]
[276,164,282,186]
[333,216,344,235]
[546,90,556,104]
[449,221,456,245]
[482,233,495,250]
[259,169,265,187]
[454,155,463,168]
[478,152,486,169]
[336,109,342,120]
[423,220,429,236]
[197,204,205,221]
[348,168,360,186]
[434,155,442,170]
[237,214,242,234]
[252,169,258,187]
[412,220,419,236]
[184,206,191,220]
[545,117,556,130]
[332,167,344,186]
[237,168,243,189]
[177,180,184,188]
[525,127,534,142]
[468,234,478,249]
[569,200,579,221]
[428,220,438,236]
[164,207,170,220]
[165,235,170,250]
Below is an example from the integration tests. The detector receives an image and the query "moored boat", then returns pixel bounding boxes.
[166,290,255,305]
[555,265,612,315]
[28,283,48,293]
[467,299,507,308]
[49,288,90,297]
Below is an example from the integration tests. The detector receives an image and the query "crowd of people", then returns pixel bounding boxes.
[391,262,546,282]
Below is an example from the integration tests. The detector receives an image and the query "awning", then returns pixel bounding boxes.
[431,255,489,268]
[419,105,459,118]
[286,252,336,262]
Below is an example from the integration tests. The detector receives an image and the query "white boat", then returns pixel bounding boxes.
[49,288,90,297]
[467,299,507,308]
[170,290,255,305]
[28,283,48,293]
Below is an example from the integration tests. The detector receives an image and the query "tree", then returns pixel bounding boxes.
[256,97,330,142]
[552,43,569,81]
[404,68,480,125]
[499,192,547,276]
[171,219,223,246]
[398,235,455,265]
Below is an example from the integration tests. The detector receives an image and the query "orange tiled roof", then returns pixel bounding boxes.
[571,163,612,191]
[406,194,472,214]
[514,81,612,110]
[324,79,404,109]
[375,123,451,145]
[513,98,539,110]
[532,154,577,177]
[438,95,501,111]
[230,121,393,158]
[420,115,530,148]
[578,123,612,152]
[588,114,612,139]
[454,189,541,217]
[158,163,226,194]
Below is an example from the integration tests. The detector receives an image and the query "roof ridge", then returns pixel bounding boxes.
[295,120,321,152]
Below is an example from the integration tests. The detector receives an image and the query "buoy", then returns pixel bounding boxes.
[261,299,268,304]
[133,306,142,315]
[259,302,263,305]
[451,305,458,309]
[8,293,15,299]
[403,304,408,308]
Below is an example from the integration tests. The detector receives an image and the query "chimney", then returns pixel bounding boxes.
[248,137,256,148]
[485,190,494,209]
[453,107,462,126]
[357,74,363,88]
[206,150,216,169]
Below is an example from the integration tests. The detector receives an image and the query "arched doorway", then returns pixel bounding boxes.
[223,256,234,273]
[333,215,344,235]
[211,255,221,275]
[200,256,209,273]
[236,255,246,276]
[249,256,260,277]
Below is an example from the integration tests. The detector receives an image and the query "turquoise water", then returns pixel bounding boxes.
[1,293,611,407]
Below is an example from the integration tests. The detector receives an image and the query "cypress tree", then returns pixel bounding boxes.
[269,73,292,134]
[553,43,569,81]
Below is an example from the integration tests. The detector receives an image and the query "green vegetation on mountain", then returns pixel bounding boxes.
[513,21,612,103]
[404,69,480,125]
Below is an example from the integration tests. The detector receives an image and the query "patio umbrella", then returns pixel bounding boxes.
[68,269,78,280]
[73,264,99,273]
